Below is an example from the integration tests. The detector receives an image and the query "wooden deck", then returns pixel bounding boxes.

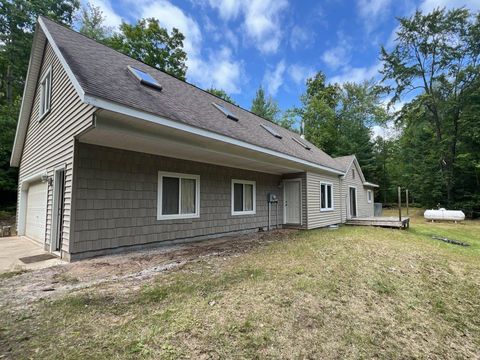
[346,217,410,229]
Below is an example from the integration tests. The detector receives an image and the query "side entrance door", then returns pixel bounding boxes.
[349,187,357,218]
[284,180,301,225]
[51,168,66,253]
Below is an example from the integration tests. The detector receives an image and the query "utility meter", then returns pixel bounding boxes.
[268,193,278,203]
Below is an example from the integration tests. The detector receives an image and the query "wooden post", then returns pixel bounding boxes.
[406,189,409,216]
[398,186,402,221]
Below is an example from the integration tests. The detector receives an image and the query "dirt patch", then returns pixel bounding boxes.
[0,230,294,310]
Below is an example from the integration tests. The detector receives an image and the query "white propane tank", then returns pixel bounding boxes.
[424,208,465,222]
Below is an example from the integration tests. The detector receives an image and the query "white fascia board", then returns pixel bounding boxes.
[84,95,345,176]
[340,156,366,183]
[10,26,44,167]
[10,17,87,167]
[38,17,85,100]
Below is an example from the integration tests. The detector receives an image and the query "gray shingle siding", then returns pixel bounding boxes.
[71,143,284,256]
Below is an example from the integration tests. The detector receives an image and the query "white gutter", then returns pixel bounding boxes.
[11,16,345,176]
[84,95,345,176]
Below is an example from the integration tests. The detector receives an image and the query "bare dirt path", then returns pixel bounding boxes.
[0,230,293,310]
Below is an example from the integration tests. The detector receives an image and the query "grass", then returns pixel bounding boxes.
[1,211,479,359]
[0,269,28,280]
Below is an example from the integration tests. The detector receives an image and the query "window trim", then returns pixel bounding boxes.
[39,66,52,121]
[320,181,334,212]
[157,171,200,220]
[367,189,373,203]
[231,179,256,216]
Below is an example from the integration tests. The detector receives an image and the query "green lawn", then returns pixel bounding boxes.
[1,213,479,359]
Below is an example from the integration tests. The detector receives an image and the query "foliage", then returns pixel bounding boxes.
[206,88,237,105]
[378,7,480,215]
[0,0,79,207]
[107,18,187,80]
[276,108,299,132]
[0,98,19,205]
[0,0,80,106]
[381,7,480,208]
[250,86,280,122]
[300,73,387,180]
[78,2,112,41]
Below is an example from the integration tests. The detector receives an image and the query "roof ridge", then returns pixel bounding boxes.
[39,16,345,173]
[39,16,304,138]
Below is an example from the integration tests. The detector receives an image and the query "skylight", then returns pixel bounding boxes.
[128,65,162,91]
[212,102,239,121]
[260,124,282,139]
[292,137,311,150]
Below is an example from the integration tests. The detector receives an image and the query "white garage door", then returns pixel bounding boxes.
[25,181,47,242]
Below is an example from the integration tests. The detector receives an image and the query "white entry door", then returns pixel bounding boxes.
[284,180,301,224]
[25,181,47,243]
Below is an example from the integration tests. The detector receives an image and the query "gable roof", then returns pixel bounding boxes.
[334,155,356,172]
[334,154,379,187]
[11,16,344,174]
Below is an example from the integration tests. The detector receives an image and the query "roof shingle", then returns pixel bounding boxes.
[41,17,343,172]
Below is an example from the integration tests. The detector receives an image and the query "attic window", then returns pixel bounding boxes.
[128,65,162,91]
[212,102,238,121]
[292,137,311,150]
[39,66,52,120]
[260,124,282,139]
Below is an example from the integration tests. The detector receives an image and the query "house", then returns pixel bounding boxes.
[334,155,379,220]
[10,17,378,261]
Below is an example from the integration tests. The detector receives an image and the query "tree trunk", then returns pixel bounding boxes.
[6,65,13,105]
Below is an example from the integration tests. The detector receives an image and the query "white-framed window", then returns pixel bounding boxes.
[157,171,200,220]
[231,179,256,215]
[39,66,52,120]
[367,190,373,203]
[320,182,334,211]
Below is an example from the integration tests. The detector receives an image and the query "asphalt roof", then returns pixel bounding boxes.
[41,17,344,173]
[333,155,356,172]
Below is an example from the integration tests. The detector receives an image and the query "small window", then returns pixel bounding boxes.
[260,124,282,139]
[352,169,355,179]
[367,190,372,203]
[231,179,256,215]
[39,66,52,120]
[157,172,200,220]
[320,182,333,211]
[212,102,239,121]
[128,65,163,91]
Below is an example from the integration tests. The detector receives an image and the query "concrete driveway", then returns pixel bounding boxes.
[0,237,65,273]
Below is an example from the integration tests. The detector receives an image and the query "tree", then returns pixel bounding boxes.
[0,0,79,208]
[0,0,80,105]
[250,86,280,122]
[299,72,386,179]
[0,99,19,206]
[107,18,187,80]
[381,7,480,204]
[78,2,112,41]
[276,108,299,132]
[206,88,237,105]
